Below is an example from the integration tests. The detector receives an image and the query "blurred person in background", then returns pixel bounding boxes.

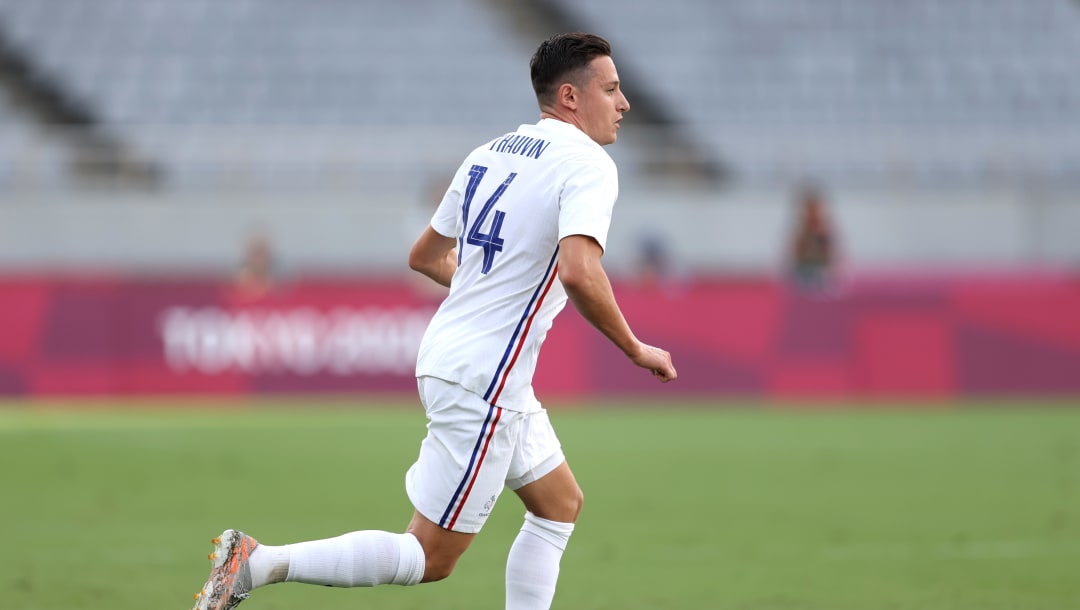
[634,227,691,297]
[636,229,670,289]
[191,32,676,610]
[787,183,839,293]
[230,232,277,302]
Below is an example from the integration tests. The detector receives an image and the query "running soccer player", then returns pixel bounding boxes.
[192,32,677,610]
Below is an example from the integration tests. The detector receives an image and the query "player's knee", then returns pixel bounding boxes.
[571,486,585,521]
[420,554,459,583]
[548,484,584,523]
[558,484,585,523]
[415,539,465,583]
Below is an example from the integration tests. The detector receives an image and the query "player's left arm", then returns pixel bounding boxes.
[559,234,677,382]
[409,226,458,287]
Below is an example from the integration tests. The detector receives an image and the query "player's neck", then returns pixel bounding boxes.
[539,110,585,137]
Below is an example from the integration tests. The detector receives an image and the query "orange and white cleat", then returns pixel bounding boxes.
[191,529,258,610]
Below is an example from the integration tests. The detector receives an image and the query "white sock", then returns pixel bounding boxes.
[259,531,424,587]
[248,544,290,588]
[505,512,575,610]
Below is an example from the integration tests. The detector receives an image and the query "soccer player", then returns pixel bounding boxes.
[191,32,677,610]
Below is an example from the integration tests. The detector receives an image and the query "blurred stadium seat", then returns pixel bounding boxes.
[0,0,548,190]
[2,0,1077,190]
[0,0,1077,272]
[550,0,1080,185]
[0,91,75,188]
[0,0,536,126]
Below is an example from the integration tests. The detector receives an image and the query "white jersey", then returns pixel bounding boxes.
[415,118,619,411]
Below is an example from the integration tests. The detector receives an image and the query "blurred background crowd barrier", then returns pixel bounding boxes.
[1,273,1078,398]
[1,0,1077,401]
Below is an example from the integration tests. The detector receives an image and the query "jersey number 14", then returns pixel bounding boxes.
[462,164,516,274]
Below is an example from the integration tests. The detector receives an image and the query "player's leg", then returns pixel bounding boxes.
[250,528,427,587]
[504,409,582,609]
[240,510,471,589]
[192,526,427,610]
[257,377,513,586]
[405,509,476,582]
[191,377,513,609]
[199,507,471,601]
[514,460,583,523]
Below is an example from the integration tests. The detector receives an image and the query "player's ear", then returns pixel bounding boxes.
[557,82,577,110]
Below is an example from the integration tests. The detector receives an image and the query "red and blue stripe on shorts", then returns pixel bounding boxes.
[438,248,560,529]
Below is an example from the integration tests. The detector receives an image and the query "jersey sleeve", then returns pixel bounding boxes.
[557,154,619,252]
[430,164,468,239]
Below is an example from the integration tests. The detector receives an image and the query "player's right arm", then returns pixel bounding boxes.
[558,234,676,383]
[409,226,458,288]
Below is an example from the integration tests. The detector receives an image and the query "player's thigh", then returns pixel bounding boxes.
[506,407,582,523]
[513,461,583,523]
[406,376,522,534]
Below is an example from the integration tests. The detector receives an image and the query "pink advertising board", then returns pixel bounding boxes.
[0,273,1077,400]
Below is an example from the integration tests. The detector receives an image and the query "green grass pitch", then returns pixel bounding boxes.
[2,399,1079,609]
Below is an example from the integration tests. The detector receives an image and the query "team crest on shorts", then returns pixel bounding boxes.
[480,494,499,518]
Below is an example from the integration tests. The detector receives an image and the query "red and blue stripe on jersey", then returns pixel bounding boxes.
[483,246,560,405]
[437,246,560,529]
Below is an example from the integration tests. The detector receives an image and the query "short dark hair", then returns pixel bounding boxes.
[530,33,612,106]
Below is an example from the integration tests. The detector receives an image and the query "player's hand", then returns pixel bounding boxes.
[628,342,677,383]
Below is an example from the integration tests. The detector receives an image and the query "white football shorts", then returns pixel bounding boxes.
[405,375,566,534]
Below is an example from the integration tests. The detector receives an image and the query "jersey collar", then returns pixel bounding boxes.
[533,118,603,150]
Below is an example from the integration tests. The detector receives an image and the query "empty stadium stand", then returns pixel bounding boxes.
[0,91,73,188]
[0,0,553,190]
[0,0,1077,189]
[549,0,1080,185]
